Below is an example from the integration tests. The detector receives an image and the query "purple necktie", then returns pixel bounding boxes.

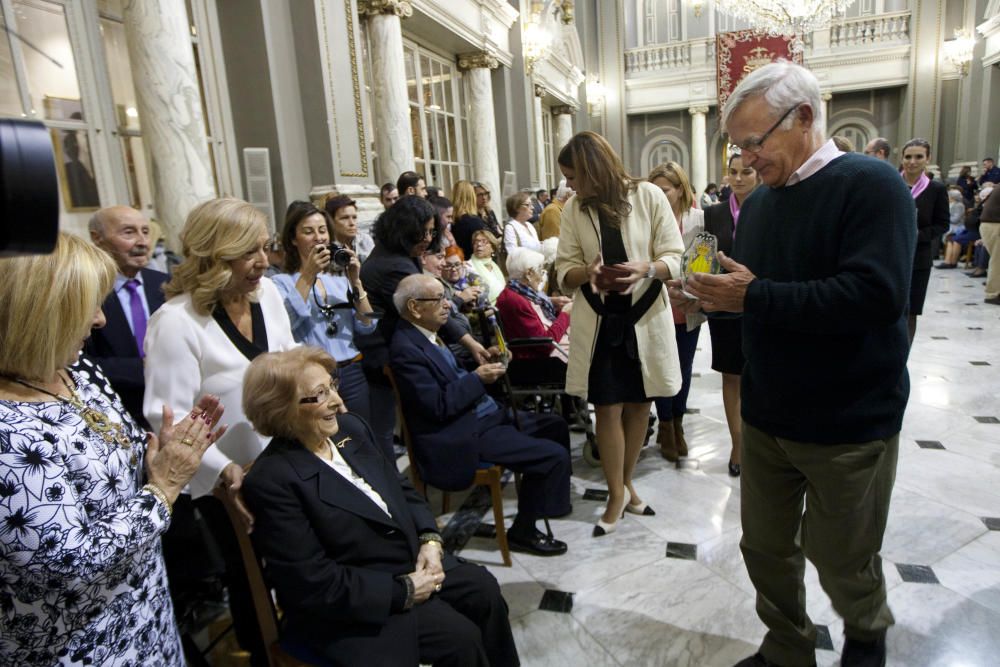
[123,279,147,358]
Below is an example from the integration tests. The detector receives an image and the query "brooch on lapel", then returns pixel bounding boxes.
[332,436,351,449]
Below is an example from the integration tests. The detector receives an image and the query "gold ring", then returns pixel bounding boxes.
[181,437,194,446]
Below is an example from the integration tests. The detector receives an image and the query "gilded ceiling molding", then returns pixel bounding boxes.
[357,0,412,18]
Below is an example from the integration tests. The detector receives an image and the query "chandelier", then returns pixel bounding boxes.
[714,0,857,36]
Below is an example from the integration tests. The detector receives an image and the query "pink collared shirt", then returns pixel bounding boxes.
[784,139,845,187]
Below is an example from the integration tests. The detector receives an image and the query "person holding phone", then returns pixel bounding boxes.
[554,131,685,537]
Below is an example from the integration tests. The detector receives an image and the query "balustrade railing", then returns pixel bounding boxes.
[624,11,910,75]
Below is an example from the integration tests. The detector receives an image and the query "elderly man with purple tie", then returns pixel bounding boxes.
[84,206,169,429]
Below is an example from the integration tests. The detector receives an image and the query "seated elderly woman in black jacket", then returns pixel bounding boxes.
[241,347,518,667]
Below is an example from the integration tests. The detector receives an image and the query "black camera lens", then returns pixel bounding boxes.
[328,243,352,268]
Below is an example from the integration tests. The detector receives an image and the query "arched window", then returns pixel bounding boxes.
[641,135,688,175]
[828,119,878,154]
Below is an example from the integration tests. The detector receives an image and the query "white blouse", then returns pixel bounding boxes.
[143,277,297,497]
[503,218,543,256]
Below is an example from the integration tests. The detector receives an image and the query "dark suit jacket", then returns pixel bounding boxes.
[83,268,168,426]
[243,414,458,655]
[389,320,488,491]
[703,200,736,257]
[914,179,950,268]
[359,243,465,370]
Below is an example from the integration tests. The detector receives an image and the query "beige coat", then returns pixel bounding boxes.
[555,181,685,399]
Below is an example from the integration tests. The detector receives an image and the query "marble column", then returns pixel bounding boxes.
[459,52,501,207]
[533,84,548,189]
[122,0,215,249]
[359,0,414,185]
[821,92,833,138]
[552,105,575,159]
[688,106,708,197]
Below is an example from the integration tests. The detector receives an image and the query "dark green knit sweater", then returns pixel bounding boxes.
[733,153,916,444]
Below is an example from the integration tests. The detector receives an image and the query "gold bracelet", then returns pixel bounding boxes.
[420,533,444,552]
[355,291,368,301]
[142,483,173,517]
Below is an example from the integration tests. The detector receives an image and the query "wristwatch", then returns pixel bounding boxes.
[646,262,657,279]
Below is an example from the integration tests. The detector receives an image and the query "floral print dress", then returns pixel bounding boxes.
[0,357,182,666]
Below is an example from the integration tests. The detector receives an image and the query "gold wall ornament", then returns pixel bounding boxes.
[358,0,413,19]
[560,0,575,24]
[318,0,369,178]
[458,51,500,70]
[534,83,548,98]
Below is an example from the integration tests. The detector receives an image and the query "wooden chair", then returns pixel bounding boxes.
[384,365,512,566]
[211,486,326,667]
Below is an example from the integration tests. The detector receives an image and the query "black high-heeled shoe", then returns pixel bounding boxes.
[728,461,741,477]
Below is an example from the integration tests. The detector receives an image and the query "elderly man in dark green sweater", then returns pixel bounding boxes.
[671,61,915,667]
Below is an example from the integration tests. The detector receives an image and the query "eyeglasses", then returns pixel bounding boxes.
[443,262,462,270]
[299,378,341,404]
[412,294,449,304]
[728,104,800,154]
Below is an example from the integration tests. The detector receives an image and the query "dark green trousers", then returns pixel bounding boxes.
[740,422,898,666]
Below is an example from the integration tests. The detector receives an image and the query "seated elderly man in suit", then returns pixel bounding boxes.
[84,205,168,428]
[390,273,572,556]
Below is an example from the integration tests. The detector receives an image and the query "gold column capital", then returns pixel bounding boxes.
[552,104,577,115]
[358,0,413,19]
[458,51,500,71]
[534,83,548,98]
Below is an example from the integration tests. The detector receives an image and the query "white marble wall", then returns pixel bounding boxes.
[123,0,215,248]
[689,106,708,197]
[367,13,414,184]
[466,66,501,207]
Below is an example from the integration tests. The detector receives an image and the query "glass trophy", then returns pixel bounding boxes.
[680,232,721,298]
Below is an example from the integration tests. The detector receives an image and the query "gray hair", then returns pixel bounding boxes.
[555,179,573,201]
[722,60,823,137]
[540,237,559,265]
[393,273,439,315]
[505,247,546,280]
[88,209,109,237]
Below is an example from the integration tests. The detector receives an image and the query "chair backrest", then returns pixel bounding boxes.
[382,365,427,496]
[212,485,281,662]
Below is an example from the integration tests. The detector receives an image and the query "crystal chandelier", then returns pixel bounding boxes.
[714,0,857,36]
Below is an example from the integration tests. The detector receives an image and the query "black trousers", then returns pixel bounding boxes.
[303,561,519,667]
[476,410,572,522]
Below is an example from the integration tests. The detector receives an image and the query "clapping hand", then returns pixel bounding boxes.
[145,395,227,504]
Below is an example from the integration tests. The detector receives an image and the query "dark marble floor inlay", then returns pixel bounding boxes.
[896,563,939,584]
[691,372,701,378]
[974,416,1000,424]
[969,326,984,330]
[934,310,950,313]
[815,624,834,651]
[666,542,698,560]
[930,336,948,340]
[685,408,701,414]
[983,517,1000,531]
[916,440,945,449]
[539,589,574,613]
[583,488,609,502]
[970,361,991,366]
[440,470,513,554]
[964,303,980,306]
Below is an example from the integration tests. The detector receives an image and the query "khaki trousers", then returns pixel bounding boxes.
[740,422,898,666]
[980,221,1000,299]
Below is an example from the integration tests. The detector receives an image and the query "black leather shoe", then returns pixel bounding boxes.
[728,462,741,477]
[841,633,886,667]
[508,529,568,556]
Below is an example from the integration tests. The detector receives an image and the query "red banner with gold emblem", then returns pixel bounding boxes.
[716,30,804,116]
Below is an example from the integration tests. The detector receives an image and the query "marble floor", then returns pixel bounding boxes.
[439,268,1000,667]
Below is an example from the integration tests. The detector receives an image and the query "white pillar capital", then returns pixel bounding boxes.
[358,0,413,19]
[534,83,548,98]
[552,104,577,116]
[688,106,710,116]
[458,51,500,71]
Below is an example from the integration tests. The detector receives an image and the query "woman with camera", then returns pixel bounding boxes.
[273,201,376,422]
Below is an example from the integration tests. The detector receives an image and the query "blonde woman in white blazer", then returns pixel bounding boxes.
[554,132,684,537]
[143,198,297,665]
[648,162,708,463]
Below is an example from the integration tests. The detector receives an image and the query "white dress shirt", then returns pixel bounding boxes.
[785,139,845,187]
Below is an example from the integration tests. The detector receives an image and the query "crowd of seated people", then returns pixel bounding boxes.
[9,161,813,665]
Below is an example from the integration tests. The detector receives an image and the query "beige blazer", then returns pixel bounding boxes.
[554,181,685,399]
